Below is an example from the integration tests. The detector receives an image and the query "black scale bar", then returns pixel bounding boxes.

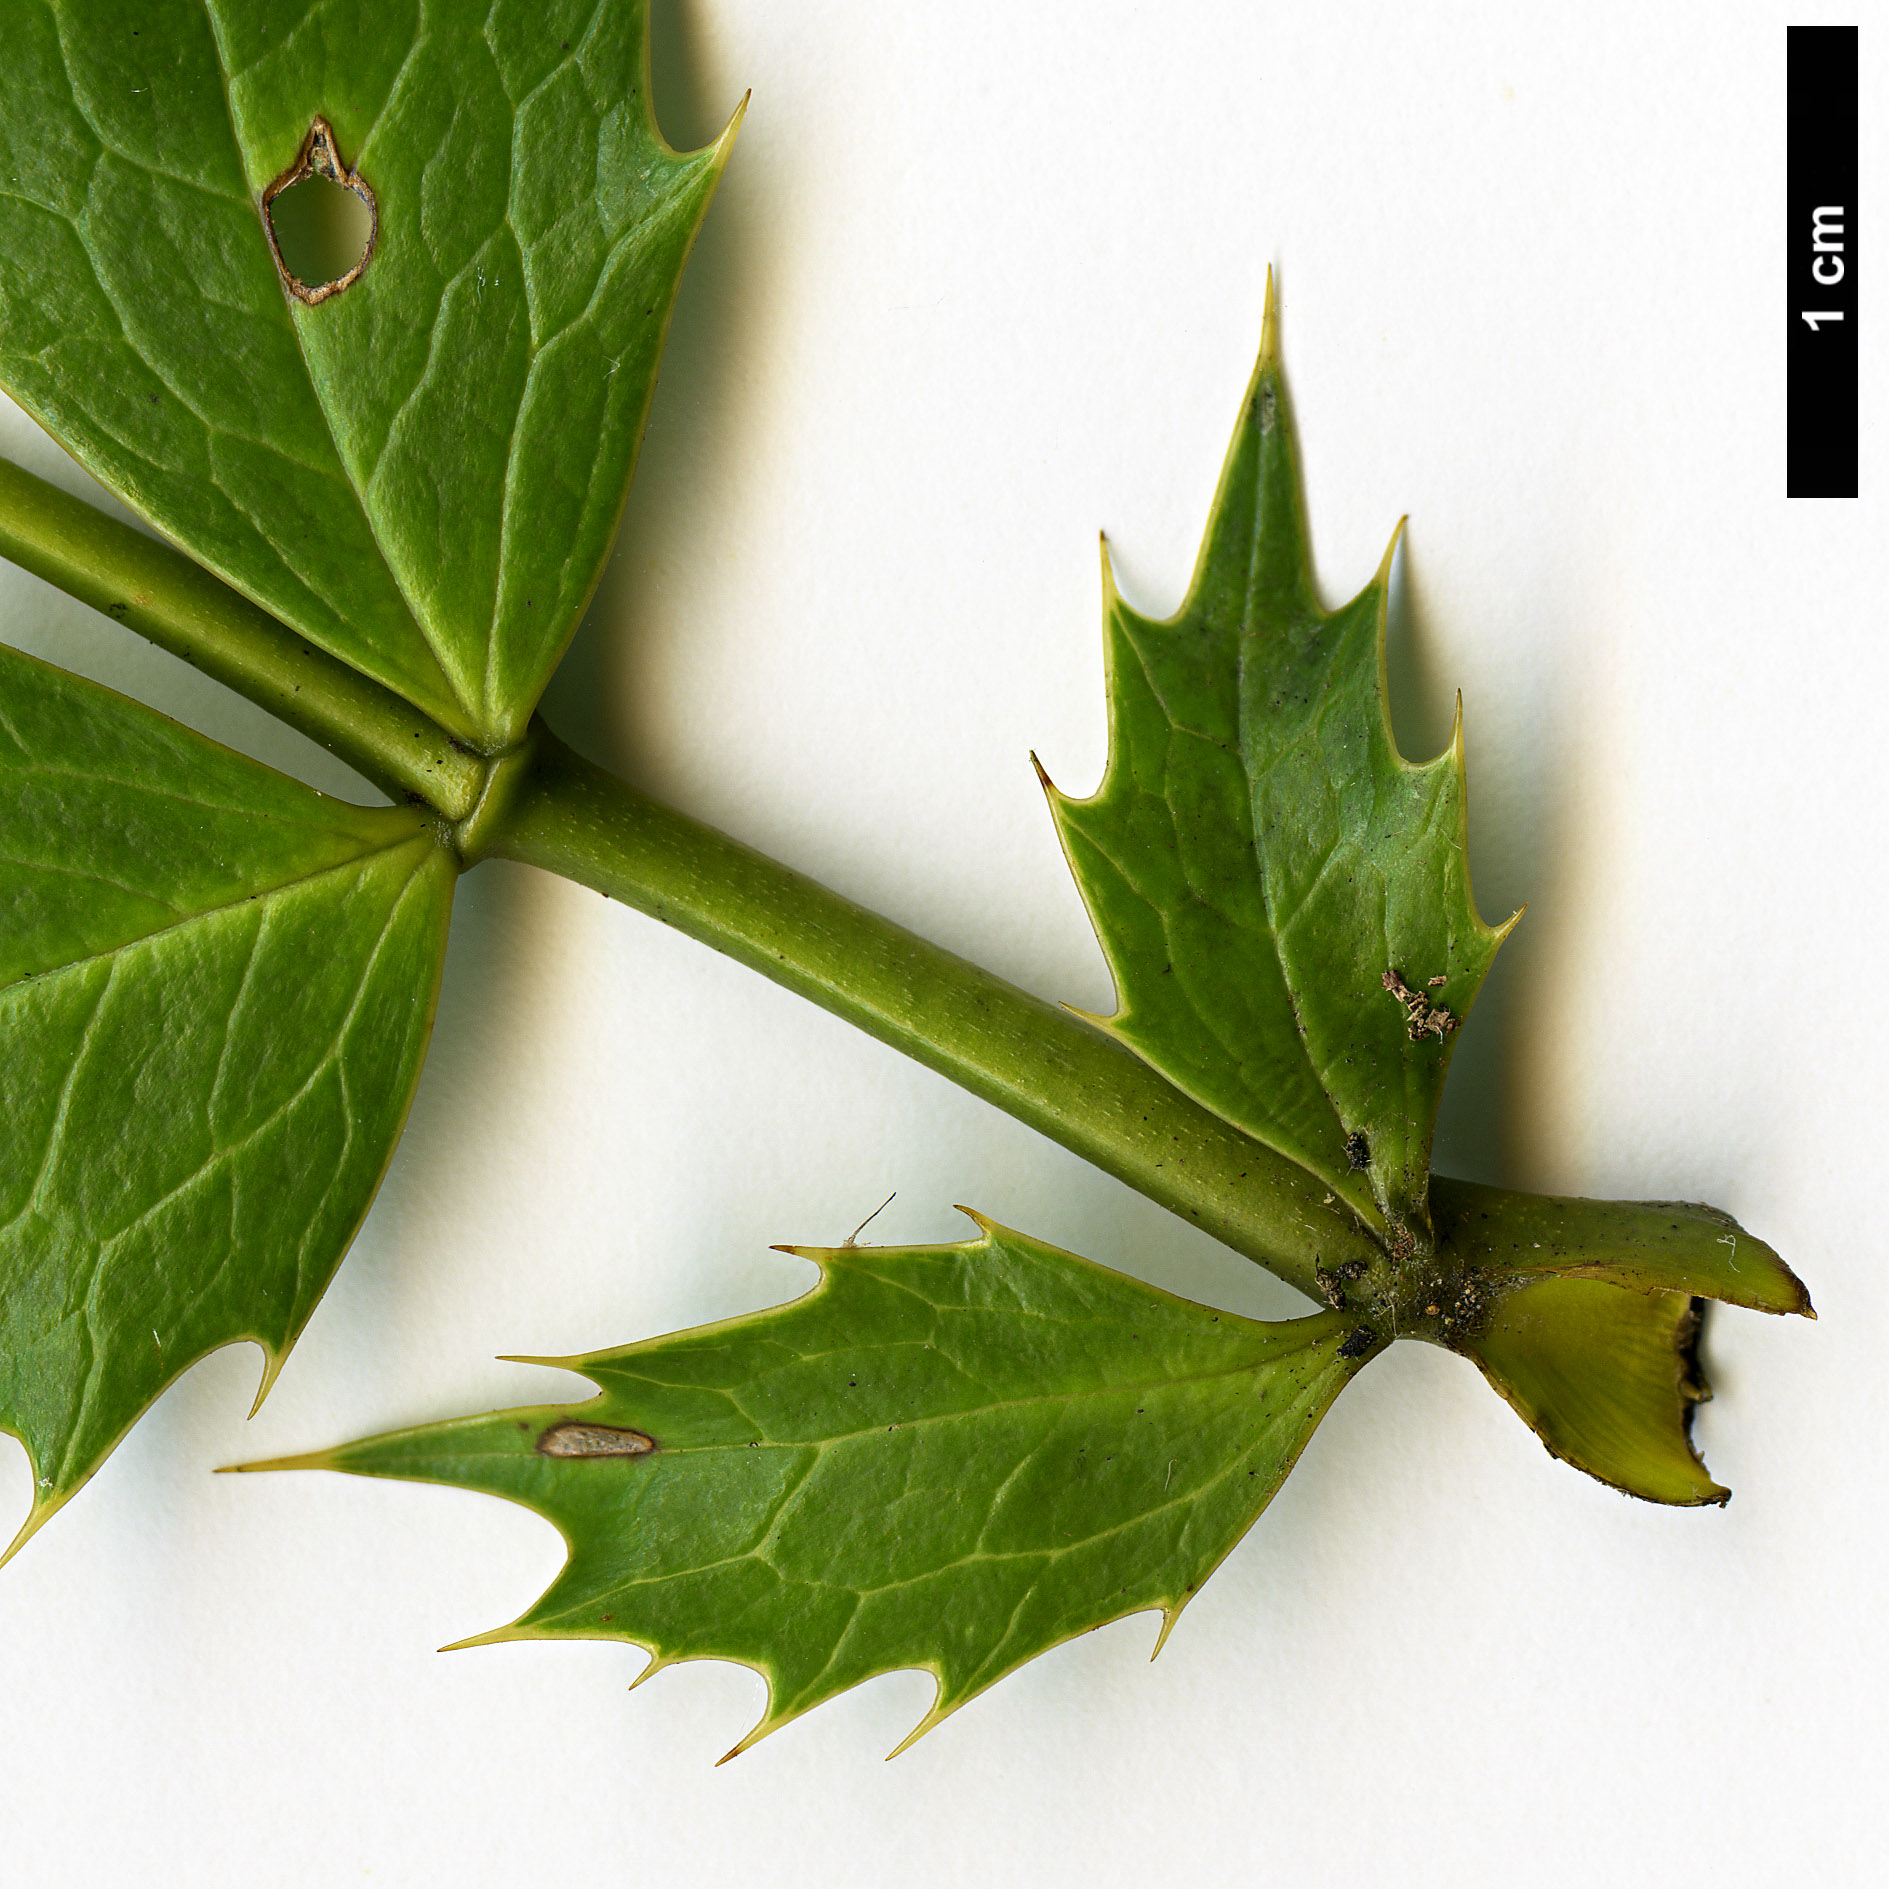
[1788,26,1858,497]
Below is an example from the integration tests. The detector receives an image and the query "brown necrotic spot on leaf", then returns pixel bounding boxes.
[536,1422,658,1459]
[262,118,377,306]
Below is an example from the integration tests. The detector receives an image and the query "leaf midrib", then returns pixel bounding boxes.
[423,1325,1341,1465]
[0,823,440,993]
[194,0,471,727]
[1100,603,1362,1212]
[519,1356,1343,1632]
[1225,509,1370,1185]
[12,838,444,1486]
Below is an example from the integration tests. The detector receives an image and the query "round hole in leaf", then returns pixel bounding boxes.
[266,170,374,298]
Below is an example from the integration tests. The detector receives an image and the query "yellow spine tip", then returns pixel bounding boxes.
[1150,1605,1181,1660]
[0,1489,66,1569]
[216,1449,337,1475]
[717,90,752,156]
[627,1654,668,1692]
[439,1623,523,1654]
[249,1340,288,1418]
[719,1717,773,1764]
[885,1700,949,1760]
[1373,515,1408,587]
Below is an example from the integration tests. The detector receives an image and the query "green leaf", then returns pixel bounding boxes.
[1044,286,1513,1242]
[1431,1178,1811,1319]
[1428,1181,1810,1504]
[241,1215,1371,1757]
[0,640,454,1556]
[0,1,734,747]
[1459,1278,1725,1506]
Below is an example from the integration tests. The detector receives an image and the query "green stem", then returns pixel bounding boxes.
[9,466,1788,1336]
[0,456,486,818]
[0,466,1373,1295]
[476,727,1380,1299]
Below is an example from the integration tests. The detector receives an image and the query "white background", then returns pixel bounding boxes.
[0,2,1881,1882]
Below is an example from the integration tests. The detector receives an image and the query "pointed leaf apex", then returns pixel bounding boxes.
[439,1622,533,1654]
[719,1703,786,1765]
[627,1653,671,1693]
[0,1484,69,1570]
[711,90,752,166]
[1259,265,1280,369]
[1374,515,1408,588]
[885,1702,949,1762]
[249,1340,288,1418]
[1098,530,1123,608]
[1150,1605,1182,1660]
[217,1446,346,1475]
